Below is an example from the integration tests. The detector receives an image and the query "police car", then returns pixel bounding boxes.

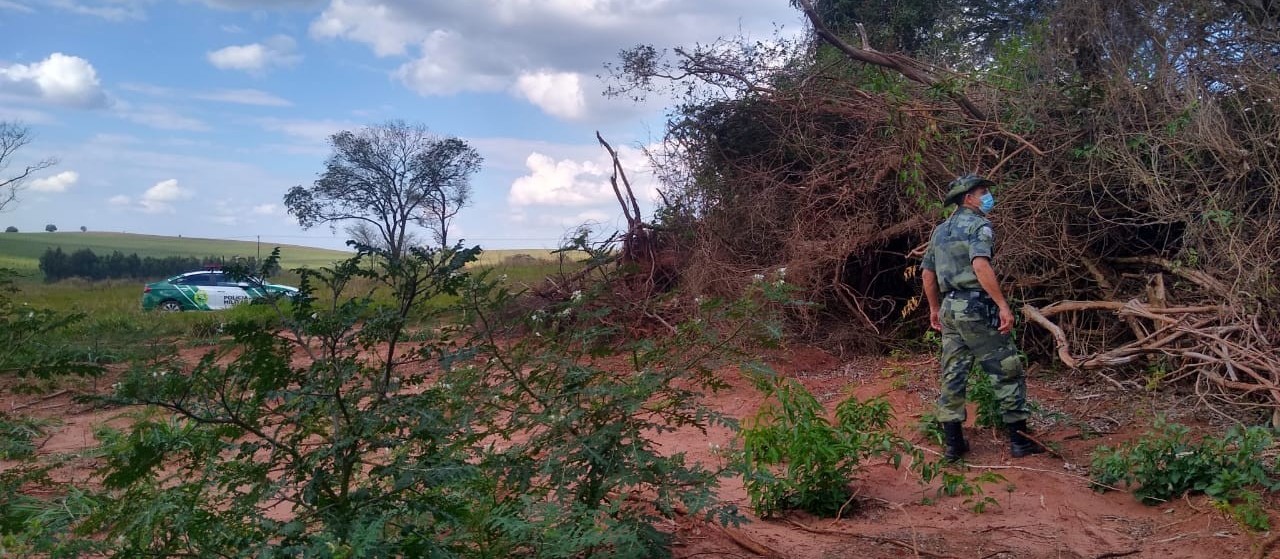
[141,270,299,312]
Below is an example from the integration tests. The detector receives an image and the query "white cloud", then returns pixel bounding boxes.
[204,0,323,9]
[508,145,656,207]
[195,88,291,106]
[509,153,610,207]
[207,35,301,73]
[257,117,355,143]
[48,0,147,21]
[251,203,278,215]
[139,178,192,213]
[117,104,209,131]
[393,30,506,95]
[0,53,107,108]
[0,1,34,13]
[30,170,79,193]
[122,82,291,107]
[306,0,802,119]
[513,71,585,120]
[310,0,431,57]
[108,194,131,206]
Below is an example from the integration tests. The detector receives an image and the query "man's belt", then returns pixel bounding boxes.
[944,290,990,300]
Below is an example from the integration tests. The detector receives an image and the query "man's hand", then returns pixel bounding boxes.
[929,309,942,331]
[998,304,1014,335]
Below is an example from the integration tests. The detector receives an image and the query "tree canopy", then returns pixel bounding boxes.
[284,121,482,260]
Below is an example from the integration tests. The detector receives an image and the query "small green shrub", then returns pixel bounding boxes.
[931,470,1007,513]
[967,370,1003,429]
[738,368,917,517]
[1090,419,1280,530]
[0,414,59,460]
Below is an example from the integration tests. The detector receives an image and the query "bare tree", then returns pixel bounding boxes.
[284,121,482,261]
[1,121,57,212]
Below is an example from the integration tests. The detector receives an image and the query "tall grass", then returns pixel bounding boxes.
[13,256,580,355]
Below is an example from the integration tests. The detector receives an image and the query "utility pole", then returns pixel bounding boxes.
[257,235,261,262]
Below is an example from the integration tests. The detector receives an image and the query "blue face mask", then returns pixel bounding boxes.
[978,192,996,214]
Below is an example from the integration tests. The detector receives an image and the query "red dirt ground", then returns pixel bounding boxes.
[3,344,1277,558]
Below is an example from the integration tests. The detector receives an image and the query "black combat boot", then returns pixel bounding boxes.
[1008,420,1046,457]
[942,421,969,461]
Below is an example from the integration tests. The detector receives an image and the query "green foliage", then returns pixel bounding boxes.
[738,368,917,517]
[38,247,279,282]
[0,268,103,380]
[30,240,769,557]
[967,370,1003,429]
[931,470,1006,513]
[1090,419,1280,530]
[0,413,57,459]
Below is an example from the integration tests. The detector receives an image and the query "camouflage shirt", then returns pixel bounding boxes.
[921,207,994,293]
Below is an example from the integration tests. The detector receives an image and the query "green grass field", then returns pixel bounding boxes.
[0,233,585,354]
[0,232,352,274]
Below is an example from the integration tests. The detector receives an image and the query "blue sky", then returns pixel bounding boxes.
[0,0,800,251]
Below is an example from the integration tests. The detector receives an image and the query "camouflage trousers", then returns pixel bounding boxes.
[937,295,1029,424]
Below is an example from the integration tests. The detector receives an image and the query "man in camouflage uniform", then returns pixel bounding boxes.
[920,175,1044,461]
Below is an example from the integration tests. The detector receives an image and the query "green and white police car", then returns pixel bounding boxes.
[141,270,299,312]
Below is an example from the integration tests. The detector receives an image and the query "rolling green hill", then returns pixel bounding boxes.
[0,231,583,280]
[0,232,351,273]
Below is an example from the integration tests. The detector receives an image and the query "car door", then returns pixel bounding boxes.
[174,273,216,310]
[215,273,254,308]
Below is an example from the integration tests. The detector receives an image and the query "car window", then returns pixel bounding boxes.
[182,273,214,286]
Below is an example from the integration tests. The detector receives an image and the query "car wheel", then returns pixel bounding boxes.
[158,299,183,312]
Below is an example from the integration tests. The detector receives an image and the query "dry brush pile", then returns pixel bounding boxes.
[621,0,1280,425]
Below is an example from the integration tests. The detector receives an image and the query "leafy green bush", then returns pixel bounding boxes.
[738,368,918,517]
[24,243,770,558]
[1090,419,1280,530]
[0,268,103,381]
[0,266,106,555]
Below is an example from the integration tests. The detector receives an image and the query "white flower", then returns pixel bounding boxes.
[751,273,765,283]
[111,382,121,390]
[694,296,704,305]
[498,274,508,282]
[571,290,583,302]
[777,267,787,278]
[530,311,545,323]
[559,308,572,317]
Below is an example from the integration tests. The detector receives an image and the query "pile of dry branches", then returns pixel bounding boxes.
[630,0,1280,423]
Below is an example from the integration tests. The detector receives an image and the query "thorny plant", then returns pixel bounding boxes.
[8,241,790,558]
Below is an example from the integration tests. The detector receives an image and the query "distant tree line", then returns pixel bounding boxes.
[38,247,277,282]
